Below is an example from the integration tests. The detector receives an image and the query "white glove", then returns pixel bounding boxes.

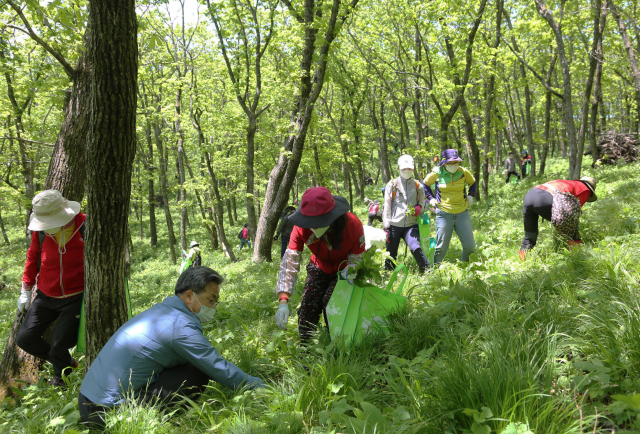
[276,303,289,330]
[18,290,32,314]
[467,196,474,206]
[429,198,438,207]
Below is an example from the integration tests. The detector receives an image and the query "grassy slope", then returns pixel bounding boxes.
[1,159,639,433]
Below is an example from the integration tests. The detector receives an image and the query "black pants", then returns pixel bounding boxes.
[521,187,553,250]
[16,291,82,378]
[79,362,209,429]
[384,225,428,273]
[505,171,520,183]
[280,235,290,259]
[298,263,337,345]
[368,213,382,226]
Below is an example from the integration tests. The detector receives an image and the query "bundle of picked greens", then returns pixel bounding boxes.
[352,246,389,286]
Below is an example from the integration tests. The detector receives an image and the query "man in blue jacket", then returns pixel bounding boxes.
[78,266,265,427]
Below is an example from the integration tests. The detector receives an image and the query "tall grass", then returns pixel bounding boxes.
[0,159,639,432]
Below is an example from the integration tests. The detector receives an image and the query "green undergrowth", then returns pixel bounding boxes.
[1,159,640,433]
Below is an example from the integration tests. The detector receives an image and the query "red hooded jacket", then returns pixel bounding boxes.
[22,213,86,298]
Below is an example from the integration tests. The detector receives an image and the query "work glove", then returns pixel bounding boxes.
[413,205,422,217]
[429,198,437,207]
[276,303,289,330]
[18,289,32,314]
[273,235,279,241]
[467,196,474,207]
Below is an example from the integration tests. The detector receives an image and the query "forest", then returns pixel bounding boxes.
[1,0,640,432]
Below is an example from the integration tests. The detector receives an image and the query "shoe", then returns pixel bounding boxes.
[70,357,78,369]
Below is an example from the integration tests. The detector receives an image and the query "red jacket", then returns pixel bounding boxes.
[23,213,86,298]
[288,212,366,275]
[536,180,591,206]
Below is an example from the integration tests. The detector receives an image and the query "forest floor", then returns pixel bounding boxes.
[1,158,640,433]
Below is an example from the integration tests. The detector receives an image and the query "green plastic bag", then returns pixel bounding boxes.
[418,214,437,265]
[326,265,408,347]
[77,279,133,353]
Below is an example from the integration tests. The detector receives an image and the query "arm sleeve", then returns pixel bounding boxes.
[22,232,40,288]
[423,173,438,201]
[172,323,266,390]
[275,216,286,237]
[464,169,477,197]
[276,248,302,295]
[417,181,426,208]
[382,182,392,228]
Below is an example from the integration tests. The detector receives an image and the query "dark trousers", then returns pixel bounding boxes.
[280,236,290,259]
[521,187,553,250]
[385,225,428,273]
[16,291,82,378]
[298,262,338,345]
[79,362,209,429]
[505,171,520,183]
[368,213,382,226]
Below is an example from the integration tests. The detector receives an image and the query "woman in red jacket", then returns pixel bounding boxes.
[519,177,597,260]
[274,187,365,345]
[16,190,85,386]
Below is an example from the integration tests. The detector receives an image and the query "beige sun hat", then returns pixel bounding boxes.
[27,190,80,231]
[580,176,597,202]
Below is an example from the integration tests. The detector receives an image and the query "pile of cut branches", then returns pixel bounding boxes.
[594,132,639,165]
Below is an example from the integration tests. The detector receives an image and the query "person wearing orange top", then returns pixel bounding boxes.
[519,177,597,260]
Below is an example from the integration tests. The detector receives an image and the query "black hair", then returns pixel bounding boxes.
[328,214,348,249]
[509,152,514,155]
[175,266,224,295]
[243,223,248,227]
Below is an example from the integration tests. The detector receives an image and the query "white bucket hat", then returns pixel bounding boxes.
[398,154,415,170]
[28,190,80,231]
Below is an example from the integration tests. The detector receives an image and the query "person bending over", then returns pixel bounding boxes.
[519,177,597,260]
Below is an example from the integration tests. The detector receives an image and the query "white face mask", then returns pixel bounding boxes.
[311,226,329,238]
[192,294,216,324]
[44,227,62,235]
[400,169,414,179]
[444,164,459,174]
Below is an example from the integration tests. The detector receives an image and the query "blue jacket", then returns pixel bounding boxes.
[80,295,265,406]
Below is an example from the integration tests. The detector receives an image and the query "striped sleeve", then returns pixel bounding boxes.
[276,248,302,295]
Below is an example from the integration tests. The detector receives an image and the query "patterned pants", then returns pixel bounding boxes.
[298,262,338,345]
[551,191,582,241]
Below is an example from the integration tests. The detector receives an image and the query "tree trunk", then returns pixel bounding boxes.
[175,89,188,252]
[206,153,237,261]
[143,119,157,246]
[460,96,481,189]
[246,120,258,244]
[154,119,177,263]
[84,0,137,366]
[0,207,8,245]
[482,0,502,198]
[590,7,606,166]
[534,0,580,178]
[253,0,359,262]
[610,0,640,129]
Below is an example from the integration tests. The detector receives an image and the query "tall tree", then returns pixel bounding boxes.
[253,0,359,262]
[206,0,277,246]
[83,0,138,365]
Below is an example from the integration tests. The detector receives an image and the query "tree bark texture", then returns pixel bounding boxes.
[84,0,138,367]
